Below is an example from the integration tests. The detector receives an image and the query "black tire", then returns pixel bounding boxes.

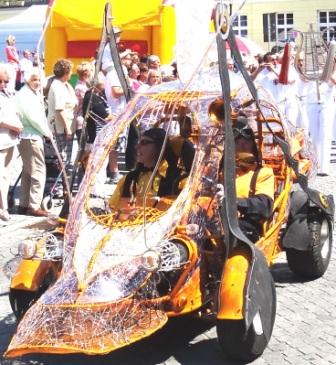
[216,276,276,362]
[286,216,332,279]
[9,289,39,321]
[9,270,56,320]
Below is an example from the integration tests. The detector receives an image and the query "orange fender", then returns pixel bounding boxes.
[10,259,54,292]
[217,248,251,320]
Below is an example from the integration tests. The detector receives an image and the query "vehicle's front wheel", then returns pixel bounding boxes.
[216,276,276,362]
[9,270,56,320]
[286,216,332,279]
[9,289,39,321]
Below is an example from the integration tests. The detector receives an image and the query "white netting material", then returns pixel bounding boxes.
[6,73,315,357]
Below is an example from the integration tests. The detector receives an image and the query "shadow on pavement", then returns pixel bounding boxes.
[271,262,312,286]
[2,315,248,365]
[0,313,16,358]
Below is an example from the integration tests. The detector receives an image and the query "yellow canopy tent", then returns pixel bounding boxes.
[45,0,176,73]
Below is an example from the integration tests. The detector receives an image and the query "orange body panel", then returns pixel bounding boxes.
[10,260,54,292]
[168,266,203,316]
[217,249,251,320]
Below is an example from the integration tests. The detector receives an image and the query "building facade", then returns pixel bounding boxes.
[231,0,336,52]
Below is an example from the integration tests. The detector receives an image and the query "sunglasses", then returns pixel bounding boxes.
[0,79,9,84]
[138,139,156,146]
[233,127,254,140]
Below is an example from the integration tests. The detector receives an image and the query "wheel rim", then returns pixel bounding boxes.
[320,220,330,260]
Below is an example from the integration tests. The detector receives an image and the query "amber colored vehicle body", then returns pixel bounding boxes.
[7,87,333,362]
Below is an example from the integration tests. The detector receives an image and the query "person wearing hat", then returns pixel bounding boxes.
[101,26,122,71]
[108,127,182,209]
[209,99,275,242]
[234,120,275,241]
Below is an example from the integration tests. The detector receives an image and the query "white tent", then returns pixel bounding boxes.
[0,5,47,26]
[0,5,47,61]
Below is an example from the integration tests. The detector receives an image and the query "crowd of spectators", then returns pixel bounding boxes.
[0,30,335,222]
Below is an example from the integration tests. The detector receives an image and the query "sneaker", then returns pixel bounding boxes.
[26,208,49,217]
[0,209,10,221]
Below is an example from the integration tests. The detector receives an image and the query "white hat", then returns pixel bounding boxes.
[119,49,132,59]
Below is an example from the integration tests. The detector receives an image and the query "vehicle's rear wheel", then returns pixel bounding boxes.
[286,217,332,279]
[216,276,276,362]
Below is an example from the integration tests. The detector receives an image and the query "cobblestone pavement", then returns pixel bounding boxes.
[0,169,335,365]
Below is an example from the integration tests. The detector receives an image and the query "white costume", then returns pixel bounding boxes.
[305,80,335,175]
[275,65,300,128]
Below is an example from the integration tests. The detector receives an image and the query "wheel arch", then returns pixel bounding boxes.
[217,244,276,341]
[283,190,334,251]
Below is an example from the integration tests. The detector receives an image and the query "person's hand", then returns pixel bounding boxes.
[0,121,22,134]
[9,125,22,134]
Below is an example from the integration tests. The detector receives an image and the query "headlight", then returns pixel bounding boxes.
[141,250,161,272]
[158,239,189,272]
[44,234,63,259]
[18,240,37,259]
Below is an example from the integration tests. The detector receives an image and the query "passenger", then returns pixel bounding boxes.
[208,98,275,242]
[109,127,184,210]
[234,120,275,242]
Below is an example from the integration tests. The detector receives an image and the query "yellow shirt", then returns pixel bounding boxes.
[108,161,168,209]
[236,166,275,200]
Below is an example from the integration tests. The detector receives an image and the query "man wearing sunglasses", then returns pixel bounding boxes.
[108,127,183,210]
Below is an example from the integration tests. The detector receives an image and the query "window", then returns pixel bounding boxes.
[232,15,248,37]
[319,11,336,43]
[276,13,294,42]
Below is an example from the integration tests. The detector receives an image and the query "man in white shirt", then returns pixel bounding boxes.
[101,26,122,72]
[19,49,33,88]
[103,58,131,183]
[103,61,127,117]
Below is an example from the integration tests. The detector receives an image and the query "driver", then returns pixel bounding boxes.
[108,127,181,209]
